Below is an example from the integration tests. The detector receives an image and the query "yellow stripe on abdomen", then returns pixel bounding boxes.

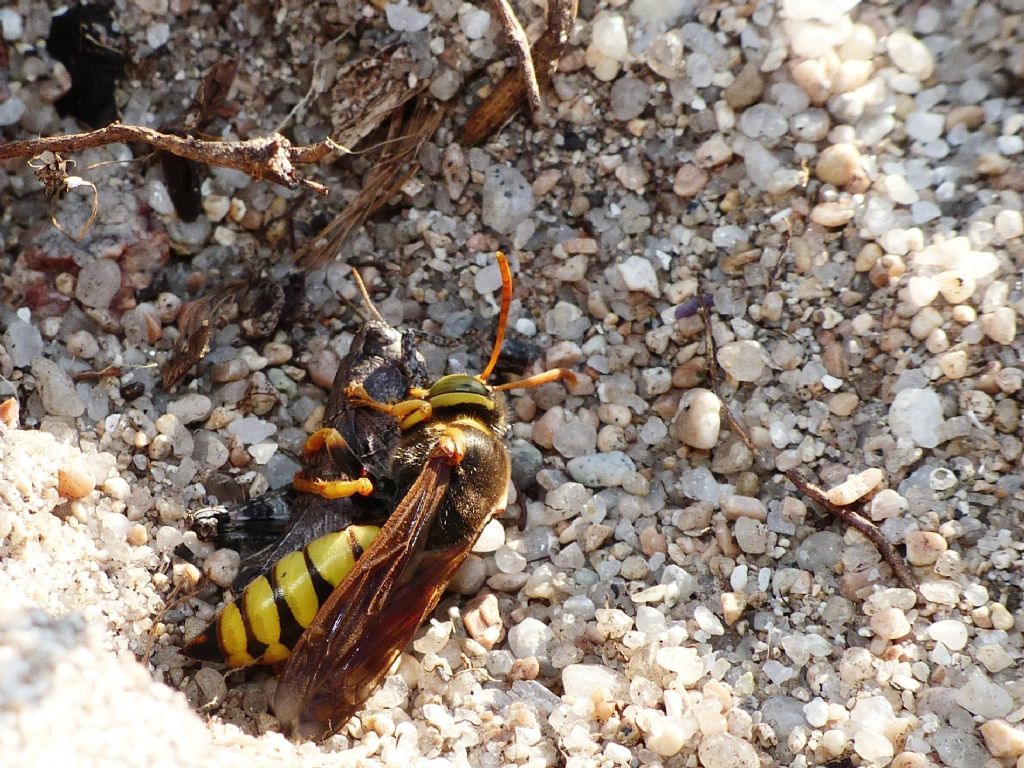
[201,524,382,668]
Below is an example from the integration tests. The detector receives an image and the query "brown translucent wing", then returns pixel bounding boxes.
[273,447,464,740]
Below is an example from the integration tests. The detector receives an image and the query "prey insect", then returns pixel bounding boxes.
[184,253,573,741]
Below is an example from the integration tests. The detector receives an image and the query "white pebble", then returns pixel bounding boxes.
[203,548,241,588]
[927,619,968,650]
[886,29,935,79]
[507,617,554,658]
[671,389,721,450]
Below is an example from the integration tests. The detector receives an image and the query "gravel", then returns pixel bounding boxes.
[2,0,1024,766]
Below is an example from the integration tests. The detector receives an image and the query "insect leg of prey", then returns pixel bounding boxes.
[292,427,375,499]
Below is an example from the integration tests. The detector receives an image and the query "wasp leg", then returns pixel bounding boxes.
[436,428,466,466]
[345,382,432,429]
[293,474,374,499]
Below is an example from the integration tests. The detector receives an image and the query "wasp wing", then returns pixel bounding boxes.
[273,445,469,740]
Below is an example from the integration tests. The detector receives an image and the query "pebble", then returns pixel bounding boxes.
[854,730,894,765]
[825,467,884,505]
[869,488,907,521]
[561,664,629,701]
[980,720,1024,758]
[672,164,709,197]
[167,394,212,425]
[472,518,505,553]
[888,388,944,448]
[566,451,635,487]
[655,646,704,685]
[720,592,746,625]
[32,357,85,418]
[904,530,946,565]
[980,307,1016,345]
[507,617,554,659]
[815,142,863,187]
[717,341,764,381]
[697,733,759,768]
[75,259,122,309]
[203,549,241,589]
[926,619,967,650]
[995,209,1024,239]
[870,607,911,640]
[462,593,501,650]
[481,164,534,235]
[886,29,935,79]
[733,517,768,554]
[671,388,721,450]
[57,460,96,499]
[955,676,1013,718]
[615,256,660,298]
[385,2,431,31]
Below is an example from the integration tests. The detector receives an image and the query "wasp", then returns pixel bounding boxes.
[184,252,573,740]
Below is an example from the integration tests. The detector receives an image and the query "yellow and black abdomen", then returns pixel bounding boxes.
[184,525,380,668]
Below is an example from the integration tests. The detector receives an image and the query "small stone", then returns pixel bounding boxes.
[888,388,944,448]
[58,460,96,499]
[721,592,746,625]
[672,164,709,197]
[804,698,829,728]
[75,259,122,309]
[955,676,1013,718]
[472,518,505,553]
[194,667,227,706]
[449,555,487,595]
[616,256,660,298]
[810,201,855,227]
[815,143,863,187]
[462,593,502,650]
[828,392,859,416]
[507,617,554,658]
[566,451,635,487]
[385,2,432,32]
[854,730,894,765]
[724,63,765,110]
[697,733,759,768]
[989,603,1014,631]
[905,530,947,565]
[927,619,968,650]
[481,164,535,235]
[886,29,935,79]
[671,388,721,450]
[733,517,768,554]
[717,341,765,381]
[167,393,212,425]
[203,548,241,588]
[980,307,1016,345]
[995,210,1024,240]
[561,664,629,701]
[32,357,85,417]
[826,468,884,506]
[590,13,628,60]
[868,489,907,521]
[694,135,733,167]
[870,607,910,640]
[655,646,704,685]
[980,720,1024,758]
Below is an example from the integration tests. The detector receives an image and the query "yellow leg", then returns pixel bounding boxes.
[492,368,578,392]
[302,428,349,461]
[293,474,374,499]
[344,383,433,430]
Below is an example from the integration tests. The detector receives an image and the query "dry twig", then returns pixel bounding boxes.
[489,0,544,119]
[697,289,921,598]
[293,98,443,269]
[462,0,578,145]
[0,122,344,195]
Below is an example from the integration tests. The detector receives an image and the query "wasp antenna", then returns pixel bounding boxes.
[351,267,385,324]
[478,250,513,382]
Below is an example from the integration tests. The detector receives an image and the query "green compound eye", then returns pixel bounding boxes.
[428,374,494,411]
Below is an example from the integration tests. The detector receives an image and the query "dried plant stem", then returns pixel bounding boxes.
[489,0,544,118]
[462,0,578,144]
[0,122,346,195]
